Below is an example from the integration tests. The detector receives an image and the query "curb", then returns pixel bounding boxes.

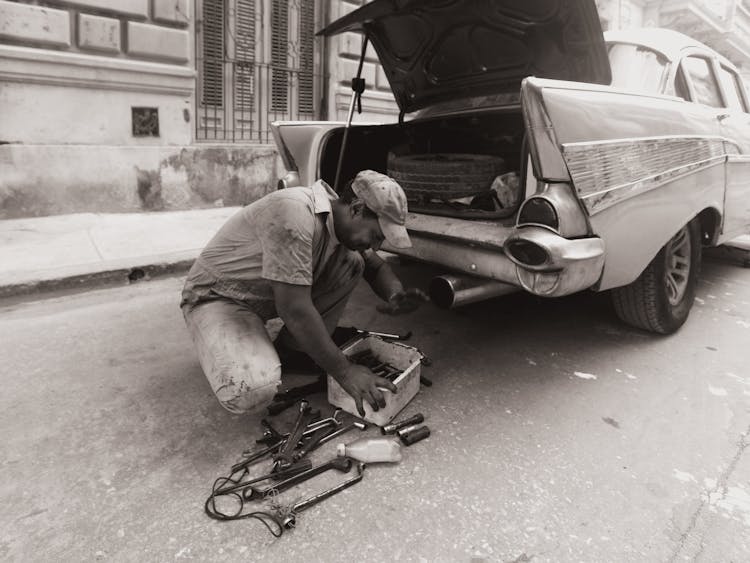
[704,243,750,268]
[0,259,195,300]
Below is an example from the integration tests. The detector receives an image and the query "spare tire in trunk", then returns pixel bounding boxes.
[387,153,506,201]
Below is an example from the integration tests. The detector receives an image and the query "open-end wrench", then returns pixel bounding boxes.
[231,438,285,474]
[252,412,340,450]
[280,462,366,528]
[214,458,312,496]
[242,456,353,501]
[273,400,314,471]
[292,424,337,462]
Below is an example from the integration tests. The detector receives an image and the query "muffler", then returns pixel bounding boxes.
[429,274,518,309]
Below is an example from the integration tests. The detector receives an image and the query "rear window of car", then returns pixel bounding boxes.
[717,65,748,112]
[682,56,723,108]
[607,43,667,94]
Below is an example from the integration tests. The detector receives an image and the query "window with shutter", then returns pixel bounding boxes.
[197,0,319,142]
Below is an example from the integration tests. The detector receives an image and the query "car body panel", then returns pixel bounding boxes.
[271,120,383,186]
[318,0,611,114]
[521,75,733,289]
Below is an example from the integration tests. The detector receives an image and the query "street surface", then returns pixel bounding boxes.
[1,256,749,562]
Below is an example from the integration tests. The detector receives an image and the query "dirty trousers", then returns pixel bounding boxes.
[183,247,364,414]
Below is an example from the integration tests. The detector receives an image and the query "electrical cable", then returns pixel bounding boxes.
[205,470,285,537]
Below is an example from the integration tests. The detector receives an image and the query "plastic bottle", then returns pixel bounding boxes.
[336,436,403,463]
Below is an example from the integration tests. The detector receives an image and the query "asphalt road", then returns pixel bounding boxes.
[1,256,749,562]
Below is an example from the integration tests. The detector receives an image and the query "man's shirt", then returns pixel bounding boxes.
[181,180,340,321]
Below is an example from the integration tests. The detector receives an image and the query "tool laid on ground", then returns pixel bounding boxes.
[276,462,366,529]
[273,400,315,472]
[397,424,431,446]
[205,336,434,537]
[243,456,354,501]
[381,413,424,434]
[215,459,313,497]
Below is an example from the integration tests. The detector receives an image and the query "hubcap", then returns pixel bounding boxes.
[664,226,691,306]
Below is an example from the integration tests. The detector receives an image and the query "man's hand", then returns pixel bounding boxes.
[377,287,429,316]
[335,364,398,416]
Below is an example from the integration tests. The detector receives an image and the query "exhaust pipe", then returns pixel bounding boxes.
[429,274,518,309]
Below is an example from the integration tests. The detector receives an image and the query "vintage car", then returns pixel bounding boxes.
[270,0,750,335]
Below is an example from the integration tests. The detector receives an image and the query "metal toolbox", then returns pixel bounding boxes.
[327,335,422,426]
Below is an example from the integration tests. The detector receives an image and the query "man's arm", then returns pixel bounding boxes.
[362,250,428,315]
[271,280,396,415]
[362,250,403,301]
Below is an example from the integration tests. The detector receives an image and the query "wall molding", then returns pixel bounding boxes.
[0,44,195,96]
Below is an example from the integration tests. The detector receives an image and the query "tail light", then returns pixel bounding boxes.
[518,198,558,229]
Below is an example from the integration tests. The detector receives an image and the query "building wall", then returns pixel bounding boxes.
[0,0,194,145]
[0,0,282,219]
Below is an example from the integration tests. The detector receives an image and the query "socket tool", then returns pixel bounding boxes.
[381,413,424,435]
[397,424,430,446]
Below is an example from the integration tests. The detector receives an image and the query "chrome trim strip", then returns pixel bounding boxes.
[582,155,725,200]
[562,136,730,214]
[563,134,732,148]
[581,159,725,215]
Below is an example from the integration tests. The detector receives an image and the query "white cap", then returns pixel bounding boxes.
[336,443,346,457]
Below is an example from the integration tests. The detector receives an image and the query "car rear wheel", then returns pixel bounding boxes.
[611,219,701,334]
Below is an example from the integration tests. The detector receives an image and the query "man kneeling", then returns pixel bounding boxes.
[180,170,425,416]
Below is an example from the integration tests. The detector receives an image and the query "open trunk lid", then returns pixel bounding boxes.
[318,0,611,115]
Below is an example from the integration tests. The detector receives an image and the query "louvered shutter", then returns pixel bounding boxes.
[198,0,225,139]
[271,0,289,113]
[298,0,315,115]
[201,0,224,107]
[234,0,256,139]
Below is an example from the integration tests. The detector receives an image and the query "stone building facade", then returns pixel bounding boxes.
[1,0,749,219]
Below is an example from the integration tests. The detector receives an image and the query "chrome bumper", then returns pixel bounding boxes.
[384,223,604,298]
[504,226,605,296]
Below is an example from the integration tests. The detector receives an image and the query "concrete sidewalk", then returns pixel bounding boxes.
[0,208,748,299]
[0,208,239,298]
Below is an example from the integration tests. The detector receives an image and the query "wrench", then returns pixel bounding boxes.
[214,458,312,496]
[242,456,353,501]
[231,438,285,474]
[280,462,366,528]
[273,400,314,470]
[292,424,336,462]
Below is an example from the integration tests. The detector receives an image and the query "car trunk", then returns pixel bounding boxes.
[319,107,528,221]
